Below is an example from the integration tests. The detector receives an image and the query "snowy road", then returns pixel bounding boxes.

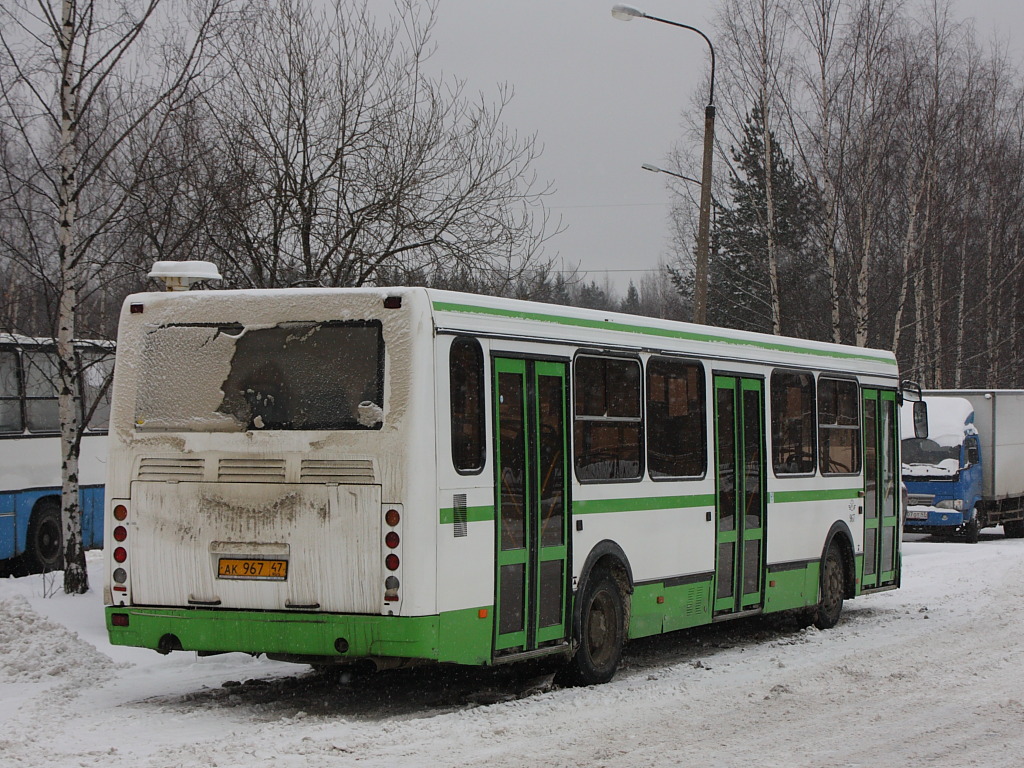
[2,534,1024,768]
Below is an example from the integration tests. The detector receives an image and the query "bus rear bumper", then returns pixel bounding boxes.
[105,605,492,666]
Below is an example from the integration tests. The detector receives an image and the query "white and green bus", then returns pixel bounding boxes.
[105,284,908,684]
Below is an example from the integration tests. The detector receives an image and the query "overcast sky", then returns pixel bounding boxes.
[429,0,1024,294]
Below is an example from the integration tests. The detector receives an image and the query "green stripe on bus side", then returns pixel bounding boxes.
[438,505,494,525]
[573,494,715,516]
[438,495,716,522]
[440,490,855,521]
[432,301,897,366]
[771,488,862,504]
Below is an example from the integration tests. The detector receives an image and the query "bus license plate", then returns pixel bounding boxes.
[218,558,288,580]
[905,509,929,521]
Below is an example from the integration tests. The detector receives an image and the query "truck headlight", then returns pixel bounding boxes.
[936,499,964,511]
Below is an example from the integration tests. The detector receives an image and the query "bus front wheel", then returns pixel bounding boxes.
[561,567,625,686]
[813,545,845,630]
[25,499,63,573]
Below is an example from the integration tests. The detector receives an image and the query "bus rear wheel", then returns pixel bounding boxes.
[25,499,63,574]
[813,545,845,630]
[560,568,625,686]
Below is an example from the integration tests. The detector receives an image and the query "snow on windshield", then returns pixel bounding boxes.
[134,321,383,432]
[900,395,975,473]
[899,395,975,448]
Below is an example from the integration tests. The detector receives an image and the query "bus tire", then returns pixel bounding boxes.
[561,567,625,686]
[25,498,63,573]
[813,544,845,630]
[1003,519,1024,539]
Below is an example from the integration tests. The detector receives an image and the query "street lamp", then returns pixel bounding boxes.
[641,162,701,187]
[612,4,716,325]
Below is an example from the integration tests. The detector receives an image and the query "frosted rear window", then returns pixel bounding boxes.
[135,321,383,431]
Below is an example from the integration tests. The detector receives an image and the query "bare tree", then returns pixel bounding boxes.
[159,0,557,292]
[0,0,232,593]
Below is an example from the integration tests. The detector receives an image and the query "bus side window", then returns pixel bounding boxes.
[450,337,484,473]
[0,349,22,433]
[574,356,643,482]
[24,350,59,433]
[79,348,113,431]
[770,370,816,475]
[818,378,861,475]
[646,357,706,478]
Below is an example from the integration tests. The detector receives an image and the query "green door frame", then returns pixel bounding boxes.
[712,374,766,615]
[862,388,899,589]
[493,356,570,655]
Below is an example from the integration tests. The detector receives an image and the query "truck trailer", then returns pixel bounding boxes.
[902,390,1024,542]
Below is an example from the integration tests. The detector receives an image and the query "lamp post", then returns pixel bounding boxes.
[612,4,715,325]
[641,162,701,187]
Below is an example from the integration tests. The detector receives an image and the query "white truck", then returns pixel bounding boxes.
[902,390,1024,542]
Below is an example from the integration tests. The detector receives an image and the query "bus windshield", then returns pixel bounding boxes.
[135,320,383,432]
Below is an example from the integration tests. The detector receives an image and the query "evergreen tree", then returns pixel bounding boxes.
[621,281,641,314]
[710,106,824,337]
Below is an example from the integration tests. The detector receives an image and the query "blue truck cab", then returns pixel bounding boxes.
[902,397,984,541]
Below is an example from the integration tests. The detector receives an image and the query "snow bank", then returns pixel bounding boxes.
[0,594,116,684]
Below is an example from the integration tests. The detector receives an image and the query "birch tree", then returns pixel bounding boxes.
[0,0,232,593]
[716,0,794,335]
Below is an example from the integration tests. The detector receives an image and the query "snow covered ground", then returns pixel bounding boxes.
[3,533,1024,768]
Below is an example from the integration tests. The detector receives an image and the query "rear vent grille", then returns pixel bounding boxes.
[453,494,468,538]
[137,456,204,482]
[217,457,287,483]
[300,459,375,484]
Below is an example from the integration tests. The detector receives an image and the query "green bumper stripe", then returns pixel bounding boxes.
[439,505,494,525]
[106,605,494,666]
[432,301,897,366]
[772,488,862,504]
[573,494,715,515]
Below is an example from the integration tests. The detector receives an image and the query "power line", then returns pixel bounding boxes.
[548,202,672,210]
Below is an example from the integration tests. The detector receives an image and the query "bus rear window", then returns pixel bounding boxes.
[136,321,383,431]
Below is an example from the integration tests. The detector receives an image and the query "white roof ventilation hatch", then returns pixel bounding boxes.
[148,260,222,291]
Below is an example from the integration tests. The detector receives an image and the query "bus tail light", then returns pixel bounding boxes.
[113,526,128,542]
[113,504,128,521]
[382,504,403,606]
[113,547,127,563]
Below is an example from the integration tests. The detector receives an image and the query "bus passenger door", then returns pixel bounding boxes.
[862,389,899,588]
[712,375,767,616]
[492,357,570,656]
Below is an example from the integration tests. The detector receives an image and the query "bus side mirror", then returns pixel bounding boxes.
[913,401,928,439]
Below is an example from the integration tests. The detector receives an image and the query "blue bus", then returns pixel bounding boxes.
[0,334,111,572]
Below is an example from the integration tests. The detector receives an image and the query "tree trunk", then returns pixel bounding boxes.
[58,0,88,594]
[952,233,967,388]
